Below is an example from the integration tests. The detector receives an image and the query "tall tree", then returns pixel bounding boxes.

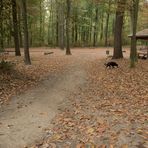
[57,0,65,49]
[0,0,4,52]
[21,0,31,65]
[39,0,43,46]
[112,0,126,59]
[100,12,104,41]
[11,0,21,56]
[66,0,71,55]
[18,7,23,47]
[104,12,110,46]
[93,6,99,47]
[104,0,111,47]
[0,0,147,49]
[130,0,140,67]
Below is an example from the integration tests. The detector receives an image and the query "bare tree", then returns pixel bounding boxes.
[11,0,21,56]
[112,0,126,59]
[57,0,65,50]
[21,0,31,65]
[130,0,140,67]
[0,0,4,52]
[66,0,71,55]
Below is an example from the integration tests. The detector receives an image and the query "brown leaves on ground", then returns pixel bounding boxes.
[0,53,72,106]
[30,59,148,148]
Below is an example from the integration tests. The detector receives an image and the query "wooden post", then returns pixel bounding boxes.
[146,42,148,59]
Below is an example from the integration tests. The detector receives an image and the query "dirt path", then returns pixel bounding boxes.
[0,48,131,148]
[0,56,87,148]
[30,50,147,148]
[0,48,103,148]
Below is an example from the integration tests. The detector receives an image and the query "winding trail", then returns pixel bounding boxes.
[0,65,86,148]
[0,48,106,148]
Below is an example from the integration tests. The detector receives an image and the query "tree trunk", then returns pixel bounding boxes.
[42,10,45,45]
[47,14,51,45]
[112,0,126,59]
[104,0,111,47]
[58,1,65,50]
[21,0,31,65]
[48,0,53,46]
[56,20,59,46]
[75,23,78,43]
[100,13,104,41]
[29,21,33,46]
[39,0,43,46]
[18,7,23,47]
[89,16,92,46]
[72,23,75,45]
[93,6,99,47]
[51,1,55,46]
[11,0,21,56]
[130,0,140,67]
[0,0,4,52]
[104,12,110,47]
[66,0,71,55]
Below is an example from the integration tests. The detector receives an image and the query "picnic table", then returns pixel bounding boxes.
[0,50,15,55]
[137,46,148,59]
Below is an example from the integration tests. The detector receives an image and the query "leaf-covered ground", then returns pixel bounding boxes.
[0,48,148,148]
[0,50,72,106]
[29,59,148,148]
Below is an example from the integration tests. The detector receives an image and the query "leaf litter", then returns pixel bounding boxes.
[0,54,73,106]
[28,58,148,148]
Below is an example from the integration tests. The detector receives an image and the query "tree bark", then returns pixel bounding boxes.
[0,0,4,52]
[93,6,99,47]
[11,0,21,56]
[56,14,59,46]
[29,20,33,46]
[66,0,71,55]
[75,23,78,43]
[112,0,126,59]
[105,0,111,47]
[57,1,65,49]
[39,0,43,46]
[47,14,51,45]
[21,0,31,65]
[130,0,140,67]
[104,12,110,47]
[100,13,104,41]
[18,7,23,47]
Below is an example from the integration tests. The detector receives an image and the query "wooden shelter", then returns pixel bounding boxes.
[134,29,148,40]
[129,29,148,40]
[129,29,148,59]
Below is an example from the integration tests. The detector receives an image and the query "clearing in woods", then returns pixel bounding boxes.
[0,48,147,148]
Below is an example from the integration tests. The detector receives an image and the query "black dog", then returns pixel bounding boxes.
[141,56,147,60]
[105,61,118,68]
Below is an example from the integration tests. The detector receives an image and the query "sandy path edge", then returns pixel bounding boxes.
[0,61,87,148]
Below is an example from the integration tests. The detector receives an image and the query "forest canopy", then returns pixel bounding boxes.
[0,0,147,49]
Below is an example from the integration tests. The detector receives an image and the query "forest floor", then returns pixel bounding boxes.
[0,48,148,148]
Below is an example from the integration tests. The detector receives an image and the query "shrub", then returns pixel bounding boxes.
[0,59,14,71]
